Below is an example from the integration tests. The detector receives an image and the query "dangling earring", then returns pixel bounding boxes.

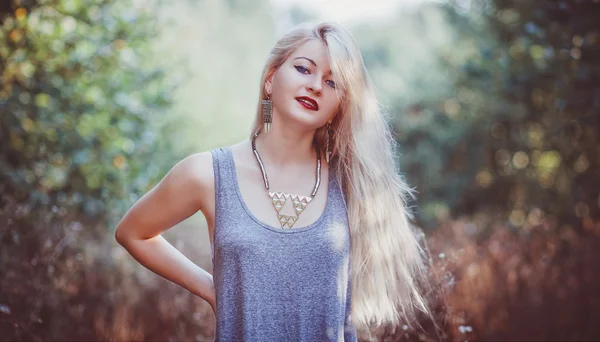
[262,95,273,134]
[326,120,333,163]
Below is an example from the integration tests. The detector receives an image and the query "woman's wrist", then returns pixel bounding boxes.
[188,269,215,311]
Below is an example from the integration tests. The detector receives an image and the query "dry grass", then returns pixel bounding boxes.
[2,196,599,341]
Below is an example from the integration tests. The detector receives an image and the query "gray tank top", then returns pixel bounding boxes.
[209,146,357,341]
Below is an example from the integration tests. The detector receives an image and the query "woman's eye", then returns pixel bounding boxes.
[295,65,335,88]
[295,65,309,74]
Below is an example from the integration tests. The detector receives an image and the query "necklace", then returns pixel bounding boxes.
[251,131,321,229]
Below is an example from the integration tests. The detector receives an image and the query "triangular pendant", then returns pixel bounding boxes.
[291,195,312,215]
[277,214,298,229]
[269,192,287,213]
[268,191,313,229]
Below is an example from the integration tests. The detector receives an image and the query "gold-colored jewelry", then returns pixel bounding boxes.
[251,131,321,229]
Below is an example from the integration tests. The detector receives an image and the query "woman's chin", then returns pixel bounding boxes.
[288,111,325,128]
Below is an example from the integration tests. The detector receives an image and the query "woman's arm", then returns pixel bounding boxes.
[114,152,216,312]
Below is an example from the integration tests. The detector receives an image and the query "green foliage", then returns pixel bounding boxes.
[353,3,509,226]
[354,1,599,227]
[0,0,177,225]
[461,0,600,227]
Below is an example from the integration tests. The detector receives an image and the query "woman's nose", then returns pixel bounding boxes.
[307,78,322,95]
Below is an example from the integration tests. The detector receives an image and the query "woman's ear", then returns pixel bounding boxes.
[264,73,273,97]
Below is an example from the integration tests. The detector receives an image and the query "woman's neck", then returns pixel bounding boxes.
[253,125,317,171]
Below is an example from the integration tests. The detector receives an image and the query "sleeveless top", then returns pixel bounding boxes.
[209,146,357,342]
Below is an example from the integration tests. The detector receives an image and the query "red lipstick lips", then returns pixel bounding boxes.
[296,96,318,110]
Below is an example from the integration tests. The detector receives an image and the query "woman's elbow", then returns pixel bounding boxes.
[114,222,131,246]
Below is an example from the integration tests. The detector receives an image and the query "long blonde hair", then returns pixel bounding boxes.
[250,21,432,331]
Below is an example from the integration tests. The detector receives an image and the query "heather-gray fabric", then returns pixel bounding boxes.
[209,146,357,342]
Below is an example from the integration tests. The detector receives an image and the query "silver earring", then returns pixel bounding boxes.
[262,96,273,134]
[326,121,333,163]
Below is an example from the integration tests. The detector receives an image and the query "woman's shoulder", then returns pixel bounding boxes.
[166,151,214,206]
[179,140,248,186]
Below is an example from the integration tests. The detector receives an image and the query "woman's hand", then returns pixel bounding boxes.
[209,298,216,316]
[204,280,216,315]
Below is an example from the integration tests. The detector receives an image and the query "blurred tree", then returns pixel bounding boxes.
[353,0,599,228]
[458,0,600,228]
[0,1,275,340]
[353,3,509,227]
[0,0,184,340]
[0,0,178,227]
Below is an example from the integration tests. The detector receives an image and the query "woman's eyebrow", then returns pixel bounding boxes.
[293,56,317,66]
[293,56,333,75]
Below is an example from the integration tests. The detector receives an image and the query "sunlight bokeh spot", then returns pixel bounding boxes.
[113,155,126,169]
[494,149,510,166]
[443,98,461,119]
[21,118,35,132]
[498,8,519,25]
[527,208,544,226]
[9,29,23,42]
[538,172,554,188]
[573,154,589,173]
[476,169,493,188]
[15,8,27,20]
[18,91,31,104]
[509,210,526,226]
[60,16,77,34]
[512,151,529,169]
[113,39,126,50]
[529,45,545,60]
[509,41,525,59]
[466,263,479,278]
[526,123,544,148]
[538,151,561,171]
[34,93,51,108]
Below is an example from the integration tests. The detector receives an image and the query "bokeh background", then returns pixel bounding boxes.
[1,0,599,340]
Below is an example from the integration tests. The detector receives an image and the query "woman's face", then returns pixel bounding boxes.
[265,39,340,129]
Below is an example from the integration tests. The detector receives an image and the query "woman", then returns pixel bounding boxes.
[115,21,431,341]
